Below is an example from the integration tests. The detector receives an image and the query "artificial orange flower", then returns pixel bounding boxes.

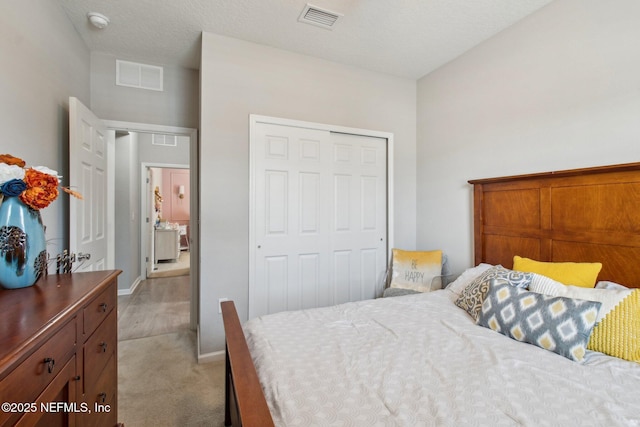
[0,154,26,167]
[19,168,59,210]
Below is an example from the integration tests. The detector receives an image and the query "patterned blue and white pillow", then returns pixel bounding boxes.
[455,266,533,321]
[477,280,602,362]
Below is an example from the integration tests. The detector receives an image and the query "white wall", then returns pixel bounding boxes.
[114,132,140,290]
[200,33,417,355]
[0,1,90,262]
[416,0,640,278]
[90,52,199,129]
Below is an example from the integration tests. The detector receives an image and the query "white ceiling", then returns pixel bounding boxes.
[58,0,552,79]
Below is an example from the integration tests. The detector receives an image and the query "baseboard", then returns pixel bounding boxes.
[197,350,225,364]
[196,325,225,363]
[117,276,143,296]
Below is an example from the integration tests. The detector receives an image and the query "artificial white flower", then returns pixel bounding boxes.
[31,166,60,179]
[0,163,25,185]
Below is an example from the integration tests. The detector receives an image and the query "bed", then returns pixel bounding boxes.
[221,162,640,426]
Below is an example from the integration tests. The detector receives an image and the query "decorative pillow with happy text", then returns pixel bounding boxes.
[390,249,442,292]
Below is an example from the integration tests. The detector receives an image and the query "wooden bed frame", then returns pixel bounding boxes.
[221,162,640,426]
[469,162,640,287]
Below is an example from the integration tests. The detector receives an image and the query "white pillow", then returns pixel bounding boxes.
[446,263,493,296]
[529,274,625,323]
[595,281,629,291]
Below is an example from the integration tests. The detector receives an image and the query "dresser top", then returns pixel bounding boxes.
[0,270,121,373]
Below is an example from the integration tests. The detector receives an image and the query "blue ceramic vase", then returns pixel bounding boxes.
[0,196,47,289]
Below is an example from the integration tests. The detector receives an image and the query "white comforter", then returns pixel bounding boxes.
[244,290,640,426]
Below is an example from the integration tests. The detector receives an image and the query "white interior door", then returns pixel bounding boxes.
[250,120,388,319]
[69,97,109,271]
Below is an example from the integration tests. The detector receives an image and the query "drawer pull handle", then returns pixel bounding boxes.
[74,375,81,381]
[99,392,107,404]
[100,342,108,353]
[44,357,55,374]
[100,302,108,312]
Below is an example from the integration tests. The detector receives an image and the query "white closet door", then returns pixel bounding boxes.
[329,132,387,305]
[250,122,387,319]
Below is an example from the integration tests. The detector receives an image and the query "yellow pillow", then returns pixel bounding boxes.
[588,290,640,362]
[513,256,602,288]
[390,249,442,292]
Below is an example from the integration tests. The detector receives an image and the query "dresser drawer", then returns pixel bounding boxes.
[84,280,116,336]
[84,309,116,390]
[13,356,77,427]
[0,318,76,426]
[80,354,117,427]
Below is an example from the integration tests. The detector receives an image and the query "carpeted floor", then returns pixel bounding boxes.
[118,275,191,341]
[118,330,226,426]
[118,274,225,426]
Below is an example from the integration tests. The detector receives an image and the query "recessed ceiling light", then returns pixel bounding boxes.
[87,12,110,29]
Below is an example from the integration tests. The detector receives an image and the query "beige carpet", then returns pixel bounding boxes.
[118,276,191,341]
[118,330,226,426]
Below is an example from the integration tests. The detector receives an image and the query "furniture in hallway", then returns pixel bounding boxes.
[0,270,121,427]
[154,228,180,263]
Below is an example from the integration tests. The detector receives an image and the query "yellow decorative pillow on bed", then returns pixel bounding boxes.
[529,275,640,362]
[390,249,442,293]
[513,256,602,288]
[589,290,640,362]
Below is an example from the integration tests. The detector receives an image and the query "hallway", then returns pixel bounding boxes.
[117,274,190,341]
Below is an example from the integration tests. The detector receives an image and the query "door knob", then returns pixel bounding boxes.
[77,252,91,261]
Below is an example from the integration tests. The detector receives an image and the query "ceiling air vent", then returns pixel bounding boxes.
[298,4,342,30]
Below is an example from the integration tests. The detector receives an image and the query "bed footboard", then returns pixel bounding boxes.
[220,301,275,427]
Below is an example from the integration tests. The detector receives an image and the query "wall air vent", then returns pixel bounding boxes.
[116,60,163,91]
[152,134,177,147]
[298,4,342,30]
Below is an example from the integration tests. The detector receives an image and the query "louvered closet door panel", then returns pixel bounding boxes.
[251,123,387,319]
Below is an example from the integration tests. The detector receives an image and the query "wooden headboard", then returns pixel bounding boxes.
[469,162,640,288]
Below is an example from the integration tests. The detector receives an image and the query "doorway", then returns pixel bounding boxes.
[104,120,199,334]
[69,97,199,353]
[146,165,191,279]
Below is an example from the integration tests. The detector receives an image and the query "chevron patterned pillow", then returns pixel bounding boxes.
[477,279,601,362]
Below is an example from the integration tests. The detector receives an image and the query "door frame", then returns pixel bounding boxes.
[103,120,199,332]
[248,115,394,315]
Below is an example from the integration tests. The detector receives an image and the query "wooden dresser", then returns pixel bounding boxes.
[0,270,121,427]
